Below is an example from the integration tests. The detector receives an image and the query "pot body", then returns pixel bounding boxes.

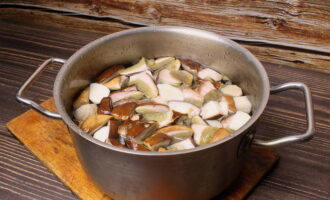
[54,27,269,200]
[71,126,253,200]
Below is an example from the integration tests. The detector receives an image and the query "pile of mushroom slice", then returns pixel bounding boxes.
[73,57,252,152]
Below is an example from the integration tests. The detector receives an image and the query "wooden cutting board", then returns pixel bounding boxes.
[6,98,279,200]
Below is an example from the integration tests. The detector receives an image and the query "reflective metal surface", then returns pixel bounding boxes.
[253,82,315,147]
[17,27,314,200]
[16,58,65,119]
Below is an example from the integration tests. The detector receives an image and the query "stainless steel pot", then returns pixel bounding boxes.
[17,27,315,200]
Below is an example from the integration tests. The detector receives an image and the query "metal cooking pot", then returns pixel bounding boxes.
[17,27,315,200]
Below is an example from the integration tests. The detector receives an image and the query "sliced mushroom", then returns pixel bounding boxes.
[200,101,222,119]
[180,59,201,75]
[80,114,111,134]
[196,81,220,102]
[103,76,128,90]
[119,57,149,75]
[209,128,230,143]
[206,120,222,128]
[89,83,110,104]
[106,138,126,148]
[155,125,193,142]
[126,139,150,151]
[151,96,168,105]
[144,133,172,151]
[112,98,143,107]
[218,99,229,116]
[192,124,218,145]
[108,118,122,138]
[111,102,138,120]
[129,71,158,98]
[212,81,222,89]
[157,69,181,86]
[157,84,184,101]
[223,96,237,113]
[165,59,181,70]
[110,90,144,103]
[149,57,175,71]
[97,97,112,115]
[233,96,252,114]
[125,121,158,141]
[206,89,222,102]
[130,114,140,121]
[93,125,109,142]
[143,110,173,128]
[121,85,138,92]
[158,147,168,152]
[135,103,169,114]
[146,58,155,68]
[175,115,191,127]
[182,88,204,107]
[221,85,243,97]
[191,115,207,125]
[221,111,251,131]
[170,70,193,86]
[168,101,200,117]
[74,103,97,121]
[221,75,232,85]
[73,87,90,110]
[167,137,195,151]
[96,65,125,83]
[197,68,222,81]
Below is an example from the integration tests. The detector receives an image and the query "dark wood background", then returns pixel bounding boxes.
[0,2,329,200]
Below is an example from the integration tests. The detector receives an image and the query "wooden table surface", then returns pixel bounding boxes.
[0,8,329,200]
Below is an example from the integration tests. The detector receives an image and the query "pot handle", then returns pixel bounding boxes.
[16,58,66,120]
[253,82,315,147]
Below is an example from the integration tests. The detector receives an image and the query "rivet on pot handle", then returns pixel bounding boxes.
[16,58,66,120]
[253,82,315,147]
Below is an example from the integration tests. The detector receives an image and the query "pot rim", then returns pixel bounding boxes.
[54,26,270,156]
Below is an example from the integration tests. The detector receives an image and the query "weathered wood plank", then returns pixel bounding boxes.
[1,0,329,54]
[1,8,329,73]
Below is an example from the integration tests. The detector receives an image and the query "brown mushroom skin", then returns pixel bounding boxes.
[97,97,112,115]
[106,138,127,148]
[125,121,157,141]
[144,133,172,151]
[108,119,122,139]
[180,59,201,74]
[224,96,237,113]
[125,140,150,151]
[212,81,222,89]
[111,102,138,120]
[210,128,230,143]
[80,114,111,134]
[96,65,125,83]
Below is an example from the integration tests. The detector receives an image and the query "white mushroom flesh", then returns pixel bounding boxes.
[197,68,222,81]
[74,104,97,121]
[93,125,110,142]
[234,96,252,114]
[89,83,110,104]
[221,85,243,97]
[168,101,200,117]
[221,111,251,131]
[157,84,184,101]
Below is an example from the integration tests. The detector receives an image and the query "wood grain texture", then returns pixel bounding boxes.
[0,19,329,200]
[6,99,111,200]
[1,7,329,73]
[1,0,330,53]
[6,99,279,200]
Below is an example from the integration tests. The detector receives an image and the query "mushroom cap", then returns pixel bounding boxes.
[129,71,158,98]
